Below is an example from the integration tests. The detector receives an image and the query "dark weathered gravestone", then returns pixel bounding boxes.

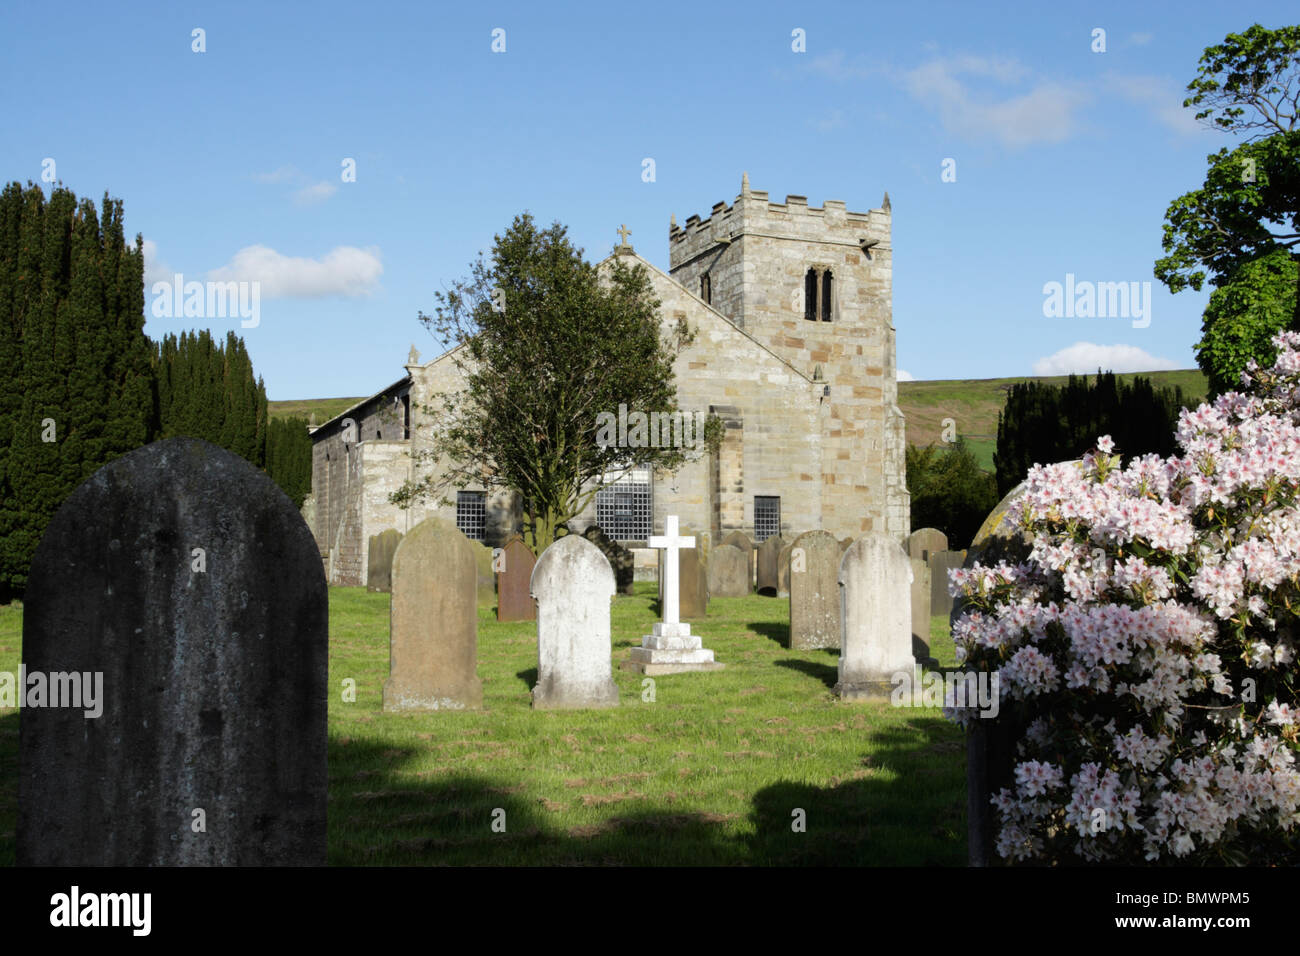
[531,536,619,709]
[709,544,750,598]
[681,545,709,619]
[908,527,948,563]
[367,528,403,592]
[756,534,786,596]
[789,530,841,649]
[720,531,755,588]
[384,519,482,711]
[583,523,634,595]
[496,535,537,623]
[18,438,327,866]
[929,549,966,616]
[659,525,708,619]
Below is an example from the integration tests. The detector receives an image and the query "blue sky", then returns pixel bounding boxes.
[3,1,1294,400]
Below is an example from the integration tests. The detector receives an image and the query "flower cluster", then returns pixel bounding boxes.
[948,332,1300,864]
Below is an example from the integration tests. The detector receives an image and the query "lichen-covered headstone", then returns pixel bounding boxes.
[835,534,914,699]
[582,523,635,595]
[496,535,537,622]
[384,519,482,711]
[367,528,403,592]
[756,534,786,595]
[18,438,327,866]
[530,535,619,709]
[709,544,750,598]
[789,530,841,649]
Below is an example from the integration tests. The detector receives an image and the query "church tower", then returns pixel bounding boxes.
[668,175,909,539]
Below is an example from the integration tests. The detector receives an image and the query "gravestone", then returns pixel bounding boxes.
[470,540,496,606]
[531,535,619,709]
[18,437,326,865]
[720,531,755,588]
[384,519,482,711]
[840,536,855,554]
[789,530,841,649]
[908,527,948,563]
[835,534,915,699]
[582,523,635,595]
[929,549,966,616]
[660,524,708,619]
[756,534,786,596]
[777,541,794,597]
[911,557,935,666]
[366,528,403,592]
[624,515,723,675]
[709,544,750,598]
[496,535,537,622]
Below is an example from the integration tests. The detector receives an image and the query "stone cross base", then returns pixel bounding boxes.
[621,622,724,675]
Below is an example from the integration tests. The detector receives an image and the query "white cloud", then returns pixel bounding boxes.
[897,369,916,382]
[1032,342,1178,377]
[1100,73,1203,135]
[1128,32,1154,47]
[208,245,382,299]
[141,239,172,287]
[293,181,339,205]
[902,56,1089,148]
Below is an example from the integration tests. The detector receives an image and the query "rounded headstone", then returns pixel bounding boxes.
[18,438,327,866]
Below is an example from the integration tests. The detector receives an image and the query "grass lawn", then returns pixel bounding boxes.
[0,587,967,866]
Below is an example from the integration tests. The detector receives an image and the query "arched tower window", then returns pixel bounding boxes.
[700,274,711,305]
[804,269,818,321]
[821,270,834,322]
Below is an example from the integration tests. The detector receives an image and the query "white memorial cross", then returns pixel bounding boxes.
[649,514,694,628]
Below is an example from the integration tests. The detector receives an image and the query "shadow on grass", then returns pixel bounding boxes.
[750,621,789,649]
[514,667,538,691]
[327,719,965,865]
[773,656,838,689]
[745,721,965,866]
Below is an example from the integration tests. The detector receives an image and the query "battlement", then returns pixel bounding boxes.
[669,176,888,265]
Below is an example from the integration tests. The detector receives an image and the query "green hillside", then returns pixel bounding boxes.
[272,368,1209,471]
[898,368,1208,471]
[269,397,367,425]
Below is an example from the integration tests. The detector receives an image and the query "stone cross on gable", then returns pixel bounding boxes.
[648,514,694,626]
[617,224,632,247]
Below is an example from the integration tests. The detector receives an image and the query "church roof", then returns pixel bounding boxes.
[314,374,410,433]
[595,248,814,383]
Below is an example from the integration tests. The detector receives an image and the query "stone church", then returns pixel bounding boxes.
[308,176,909,586]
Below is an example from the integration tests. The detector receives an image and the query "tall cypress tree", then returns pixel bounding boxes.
[0,183,153,600]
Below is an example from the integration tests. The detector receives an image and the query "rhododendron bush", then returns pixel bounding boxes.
[948,332,1300,864]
